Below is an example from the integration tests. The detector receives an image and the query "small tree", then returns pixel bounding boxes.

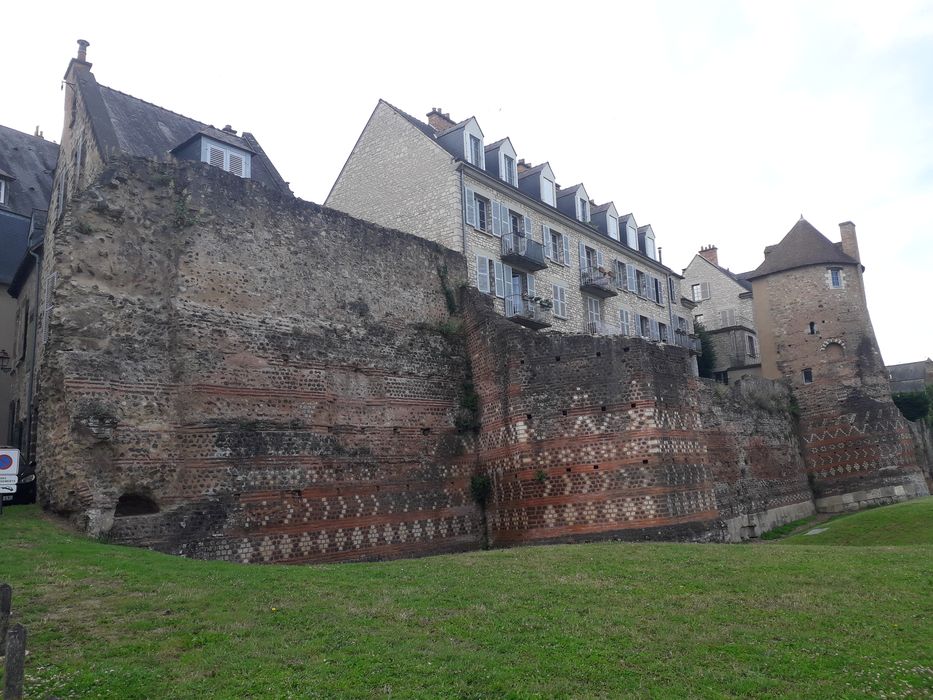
[695,322,717,379]
[892,390,932,422]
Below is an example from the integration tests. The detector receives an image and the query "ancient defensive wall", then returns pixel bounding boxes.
[35,156,926,563]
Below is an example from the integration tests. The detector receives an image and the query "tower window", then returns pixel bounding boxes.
[829,268,843,288]
[803,368,813,384]
[809,322,816,335]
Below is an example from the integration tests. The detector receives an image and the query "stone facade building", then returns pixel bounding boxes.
[888,359,933,394]
[746,218,928,511]
[326,102,698,356]
[681,245,761,383]
[0,124,58,456]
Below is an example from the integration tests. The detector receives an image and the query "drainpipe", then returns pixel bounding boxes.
[24,230,43,463]
[459,166,467,259]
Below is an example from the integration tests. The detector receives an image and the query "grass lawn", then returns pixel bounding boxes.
[782,497,933,546]
[0,503,930,699]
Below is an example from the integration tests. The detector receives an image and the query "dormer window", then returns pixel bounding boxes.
[608,215,619,241]
[503,154,516,186]
[201,139,251,178]
[468,134,483,167]
[542,177,556,205]
[577,198,589,223]
[0,177,7,205]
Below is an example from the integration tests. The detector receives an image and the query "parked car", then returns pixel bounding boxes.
[0,450,36,506]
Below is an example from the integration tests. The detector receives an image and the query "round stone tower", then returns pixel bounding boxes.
[746,219,928,511]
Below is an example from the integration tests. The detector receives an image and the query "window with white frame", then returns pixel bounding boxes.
[508,209,532,236]
[829,267,843,288]
[469,134,483,167]
[620,309,631,336]
[552,284,568,318]
[542,177,556,206]
[543,225,570,265]
[746,334,757,358]
[503,154,516,186]
[608,215,619,241]
[476,255,506,298]
[585,296,602,324]
[638,314,651,338]
[577,197,589,222]
[625,223,637,249]
[691,282,710,302]
[201,139,251,178]
[464,188,491,233]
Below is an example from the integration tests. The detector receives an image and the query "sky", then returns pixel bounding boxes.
[4,0,932,365]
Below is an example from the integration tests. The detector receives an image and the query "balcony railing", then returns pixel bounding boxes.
[702,313,755,331]
[673,329,703,355]
[505,294,552,330]
[579,266,618,298]
[585,320,623,337]
[501,234,547,272]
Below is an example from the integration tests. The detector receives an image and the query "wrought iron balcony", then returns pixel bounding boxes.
[505,294,552,330]
[500,233,547,272]
[579,266,618,298]
[585,320,623,337]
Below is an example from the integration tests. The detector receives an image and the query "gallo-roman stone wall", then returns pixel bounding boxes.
[39,155,482,563]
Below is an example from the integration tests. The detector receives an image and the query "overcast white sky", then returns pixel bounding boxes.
[5,1,932,364]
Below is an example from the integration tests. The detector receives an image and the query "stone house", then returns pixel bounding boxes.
[746,218,928,511]
[681,245,760,383]
[5,40,289,464]
[326,102,699,356]
[0,124,58,453]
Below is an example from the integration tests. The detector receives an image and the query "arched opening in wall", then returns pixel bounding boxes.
[114,492,160,517]
[808,322,816,335]
[824,342,845,361]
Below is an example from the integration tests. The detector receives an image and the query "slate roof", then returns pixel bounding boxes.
[556,183,584,197]
[0,124,59,219]
[888,359,933,393]
[694,254,753,292]
[591,202,615,214]
[0,125,58,286]
[517,162,551,178]
[745,218,858,280]
[484,137,509,151]
[78,76,290,195]
[387,102,439,140]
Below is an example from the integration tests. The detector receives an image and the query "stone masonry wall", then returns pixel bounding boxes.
[325,101,463,253]
[752,264,928,511]
[462,290,813,545]
[38,155,483,563]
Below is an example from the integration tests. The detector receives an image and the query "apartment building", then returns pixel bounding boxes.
[326,102,698,352]
[681,245,760,383]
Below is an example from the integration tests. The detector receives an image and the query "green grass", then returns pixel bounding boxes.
[759,515,817,540]
[782,497,933,546]
[1,504,931,699]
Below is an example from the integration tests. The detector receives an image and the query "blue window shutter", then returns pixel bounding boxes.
[596,249,604,269]
[523,215,532,236]
[562,235,570,266]
[578,241,586,270]
[650,319,660,341]
[465,188,476,227]
[494,261,505,298]
[503,264,513,298]
[476,255,490,293]
[543,225,552,259]
[527,273,536,297]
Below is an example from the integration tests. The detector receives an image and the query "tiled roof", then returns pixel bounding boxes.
[88,82,290,194]
[745,218,858,280]
[0,124,59,219]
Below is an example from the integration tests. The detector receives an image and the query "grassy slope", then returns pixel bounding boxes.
[782,497,933,546]
[0,505,930,699]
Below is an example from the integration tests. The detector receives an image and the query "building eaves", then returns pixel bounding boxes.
[745,218,859,280]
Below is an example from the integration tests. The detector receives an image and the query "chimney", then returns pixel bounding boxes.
[657,247,663,264]
[839,221,860,263]
[222,125,237,135]
[698,244,719,266]
[516,158,532,174]
[426,107,456,132]
[77,39,90,62]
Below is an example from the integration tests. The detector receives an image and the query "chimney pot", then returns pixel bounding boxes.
[698,244,719,266]
[77,39,90,62]
[222,125,237,134]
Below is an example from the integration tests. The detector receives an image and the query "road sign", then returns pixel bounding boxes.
[0,449,20,475]
[0,475,17,494]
